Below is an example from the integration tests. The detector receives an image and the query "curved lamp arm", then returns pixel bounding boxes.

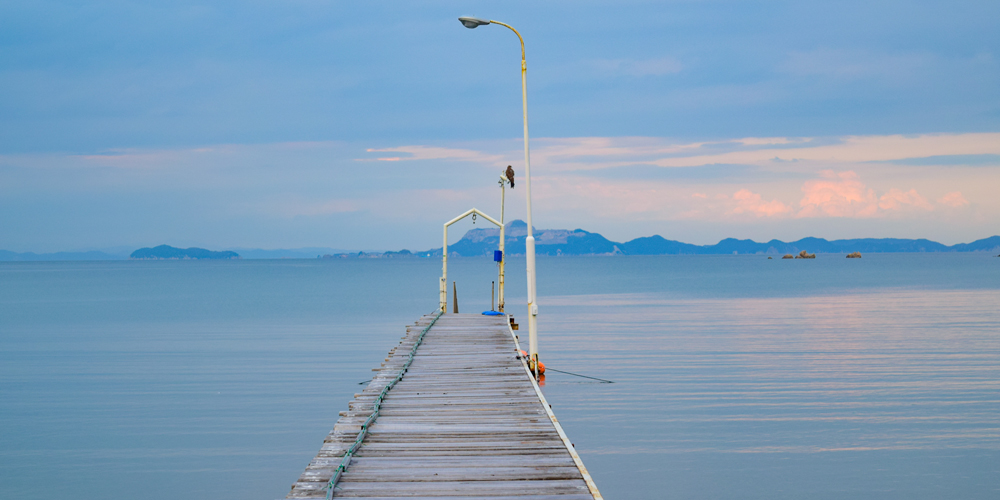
[489,20,526,72]
[457,17,524,70]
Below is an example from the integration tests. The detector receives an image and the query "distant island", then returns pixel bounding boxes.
[4,224,1000,261]
[322,220,1000,258]
[129,245,240,260]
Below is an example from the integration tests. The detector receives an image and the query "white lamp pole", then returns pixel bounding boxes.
[459,17,540,377]
[498,175,506,313]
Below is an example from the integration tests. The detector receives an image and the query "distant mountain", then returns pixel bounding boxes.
[228,247,352,259]
[410,220,1000,257]
[412,220,622,257]
[949,236,1000,252]
[4,230,999,262]
[623,236,956,255]
[619,235,703,255]
[319,249,418,259]
[129,245,240,260]
[1,246,358,261]
[430,220,622,256]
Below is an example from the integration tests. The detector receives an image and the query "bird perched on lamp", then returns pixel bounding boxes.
[505,165,515,188]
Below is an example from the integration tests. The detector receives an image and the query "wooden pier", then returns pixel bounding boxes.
[286,313,602,499]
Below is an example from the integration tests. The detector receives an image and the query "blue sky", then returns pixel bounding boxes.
[1,1,998,252]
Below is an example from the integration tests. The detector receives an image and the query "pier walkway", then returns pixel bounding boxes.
[287,313,601,499]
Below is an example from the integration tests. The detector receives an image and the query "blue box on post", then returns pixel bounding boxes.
[493,250,503,262]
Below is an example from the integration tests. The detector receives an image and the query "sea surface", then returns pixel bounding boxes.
[1,254,998,499]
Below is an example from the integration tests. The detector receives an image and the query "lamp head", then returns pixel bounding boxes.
[458,16,490,29]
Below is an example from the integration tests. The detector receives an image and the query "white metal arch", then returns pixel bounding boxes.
[440,208,504,313]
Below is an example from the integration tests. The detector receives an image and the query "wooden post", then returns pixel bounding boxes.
[452,281,459,314]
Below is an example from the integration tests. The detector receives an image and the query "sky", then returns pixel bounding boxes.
[1,0,998,252]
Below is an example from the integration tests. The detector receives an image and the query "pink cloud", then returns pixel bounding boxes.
[794,170,965,218]
[537,178,669,215]
[878,188,933,211]
[798,170,879,217]
[550,170,968,224]
[728,189,793,217]
[938,191,970,208]
[677,189,793,220]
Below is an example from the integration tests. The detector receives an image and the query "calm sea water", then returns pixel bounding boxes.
[1,254,998,499]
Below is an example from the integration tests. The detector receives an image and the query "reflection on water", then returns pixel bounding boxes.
[1,255,998,500]
[539,288,1000,499]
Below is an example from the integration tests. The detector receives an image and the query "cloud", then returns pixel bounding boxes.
[75,148,203,170]
[349,136,992,227]
[69,142,343,170]
[476,133,1000,173]
[878,188,933,212]
[780,49,929,82]
[729,189,794,217]
[880,154,1000,166]
[362,145,505,164]
[527,137,709,172]
[938,191,970,208]
[4,134,994,253]
[648,133,1000,168]
[737,137,811,146]
[794,171,967,218]
[533,177,673,217]
[673,171,960,222]
[676,188,793,220]
[798,171,879,218]
[673,171,962,222]
[574,163,767,182]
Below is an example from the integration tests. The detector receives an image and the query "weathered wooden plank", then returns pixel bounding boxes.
[286,313,599,499]
[332,479,590,496]
[339,466,585,481]
[310,496,595,500]
[352,450,575,458]
[344,456,581,468]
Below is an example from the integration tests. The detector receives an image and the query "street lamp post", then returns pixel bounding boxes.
[498,173,508,313]
[458,16,540,378]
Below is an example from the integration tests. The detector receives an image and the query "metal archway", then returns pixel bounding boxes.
[440,208,504,313]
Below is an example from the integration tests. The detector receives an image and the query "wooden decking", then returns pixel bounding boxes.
[286,313,601,499]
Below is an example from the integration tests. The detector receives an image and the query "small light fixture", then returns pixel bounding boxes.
[458,16,490,29]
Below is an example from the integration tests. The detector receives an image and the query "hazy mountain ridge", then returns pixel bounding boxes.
[230,247,351,259]
[2,224,998,261]
[419,220,1000,257]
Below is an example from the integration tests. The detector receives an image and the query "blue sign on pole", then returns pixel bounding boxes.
[493,250,503,262]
